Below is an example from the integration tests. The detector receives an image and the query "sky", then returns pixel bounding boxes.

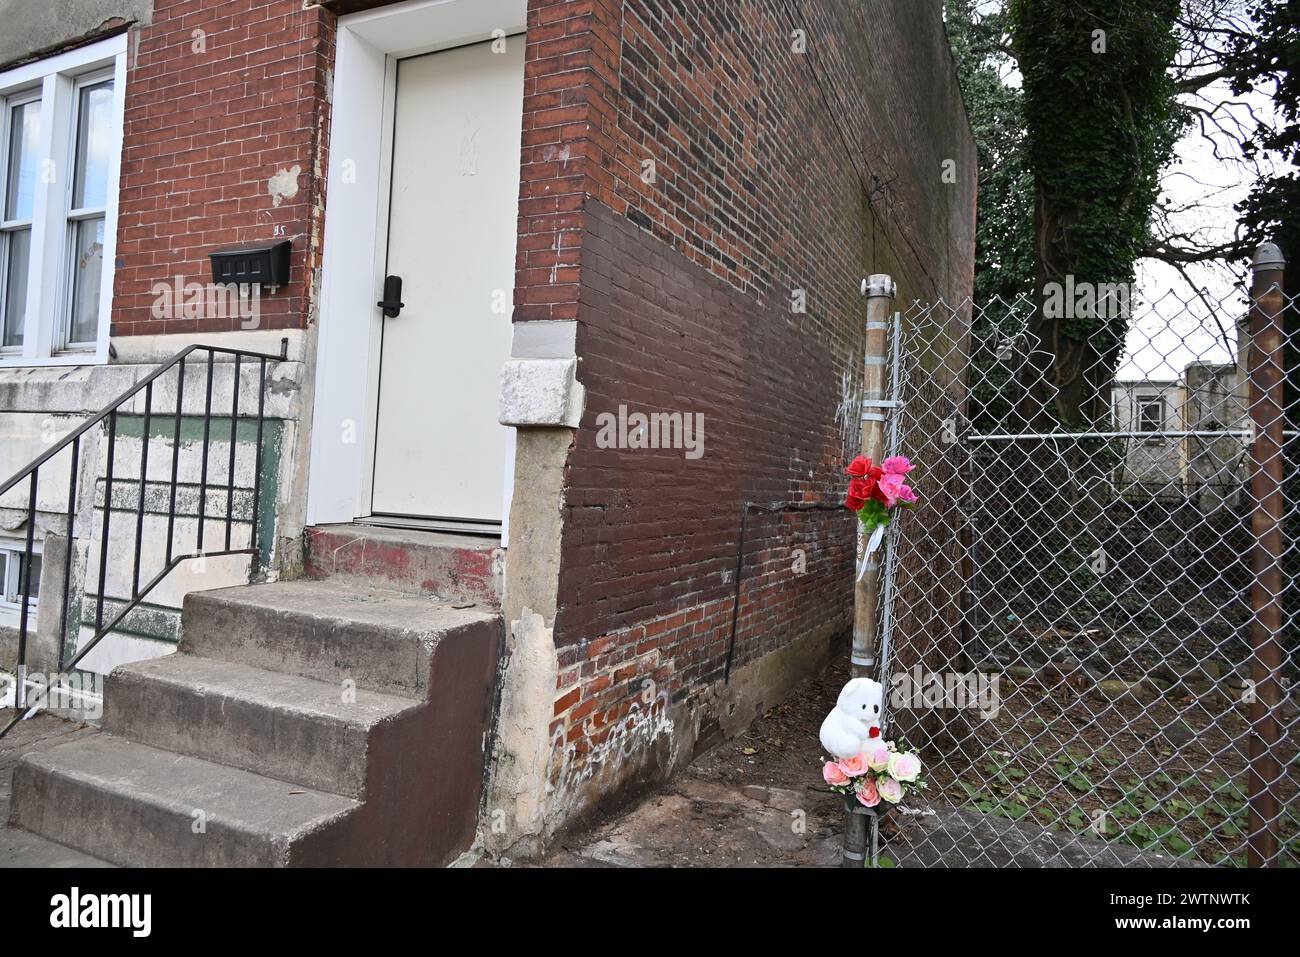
[1120,74,1277,382]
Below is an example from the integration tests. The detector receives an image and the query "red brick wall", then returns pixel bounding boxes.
[540,0,977,811]
[110,0,334,337]
[513,0,619,323]
[518,0,977,310]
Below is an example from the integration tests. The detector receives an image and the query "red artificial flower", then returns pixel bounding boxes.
[869,726,881,739]
[847,477,875,501]
[847,456,884,481]
[845,458,885,511]
[845,455,874,477]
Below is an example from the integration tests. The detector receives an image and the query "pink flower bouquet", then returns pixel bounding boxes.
[844,455,918,532]
[822,739,925,811]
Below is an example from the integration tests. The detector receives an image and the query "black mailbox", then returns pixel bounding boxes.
[208,239,291,288]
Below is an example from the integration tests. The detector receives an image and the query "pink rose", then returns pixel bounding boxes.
[877,775,904,804]
[856,777,881,807]
[877,474,917,508]
[837,754,870,777]
[864,742,891,771]
[882,456,915,476]
[823,761,850,786]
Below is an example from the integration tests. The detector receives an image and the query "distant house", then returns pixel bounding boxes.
[1112,377,1185,493]
[1112,360,1248,504]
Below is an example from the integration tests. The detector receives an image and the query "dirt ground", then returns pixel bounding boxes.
[538,663,850,868]
[926,669,1299,866]
[534,658,1236,869]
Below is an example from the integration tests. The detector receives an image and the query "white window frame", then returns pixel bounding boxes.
[0,538,42,623]
[1137,395,1165,434]
[0,34,125,368]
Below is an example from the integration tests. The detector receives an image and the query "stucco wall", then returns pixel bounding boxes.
[0,0,152,69]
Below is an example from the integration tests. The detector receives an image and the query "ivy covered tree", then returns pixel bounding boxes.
[944,0,1036,432]
[1010,0,1184,428]
[945,0,1036,310]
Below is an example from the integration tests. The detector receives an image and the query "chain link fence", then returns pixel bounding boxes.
[879,263,1298,867]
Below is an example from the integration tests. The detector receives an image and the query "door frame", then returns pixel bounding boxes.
[307,0,527,538]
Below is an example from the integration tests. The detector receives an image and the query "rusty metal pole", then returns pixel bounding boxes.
[852,275,896,678]
[1246,242,1287,868]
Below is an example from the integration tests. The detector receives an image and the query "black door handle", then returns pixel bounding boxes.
[377,275,404,318]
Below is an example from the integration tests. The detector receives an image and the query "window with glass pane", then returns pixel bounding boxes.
[65,80,112,348]
[4,100,38,220]
[2,97,39,349]
[1138,397,1164,433]
[68,217,104,344]
[0,545,40,606]
[2,227,30,347]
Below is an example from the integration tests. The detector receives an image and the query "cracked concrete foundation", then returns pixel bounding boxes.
[481,427,571,857]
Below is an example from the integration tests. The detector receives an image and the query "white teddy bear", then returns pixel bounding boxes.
[819,677,885,759]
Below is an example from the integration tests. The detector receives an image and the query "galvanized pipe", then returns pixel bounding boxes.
[840,805,869,868]
[852,275,896,676]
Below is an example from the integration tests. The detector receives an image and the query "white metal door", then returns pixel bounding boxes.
[371,39,523,524]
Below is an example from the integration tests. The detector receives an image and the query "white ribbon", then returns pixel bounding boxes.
[856,525,886,581]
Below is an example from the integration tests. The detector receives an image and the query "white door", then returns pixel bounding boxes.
[371,39,524,524]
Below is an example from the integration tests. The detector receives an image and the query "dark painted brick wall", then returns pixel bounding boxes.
[544,0,977,798]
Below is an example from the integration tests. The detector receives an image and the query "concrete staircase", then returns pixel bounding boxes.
[303,523,505,609]
[6,525,503,867]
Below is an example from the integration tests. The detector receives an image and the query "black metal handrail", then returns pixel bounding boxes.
[0,338,288,737]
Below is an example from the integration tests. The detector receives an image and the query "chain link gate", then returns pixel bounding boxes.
[875,250,1297,867]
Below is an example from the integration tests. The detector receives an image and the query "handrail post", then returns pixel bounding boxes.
[16,472,38,709]
[852,274,896,677]
[1246,241,1287,867]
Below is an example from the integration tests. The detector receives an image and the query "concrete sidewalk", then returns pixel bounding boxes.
[0,712,111,867]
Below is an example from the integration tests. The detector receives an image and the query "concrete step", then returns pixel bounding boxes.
[180,579,502,698]
[104,654,422,798]
[304,523,503,609]
[11,734,361,867]
[0,823,114,868]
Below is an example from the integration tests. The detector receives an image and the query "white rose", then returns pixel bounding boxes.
[887,751,921,783]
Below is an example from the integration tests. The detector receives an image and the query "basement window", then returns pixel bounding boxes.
[0,34,125,367]
[0,540,41,612]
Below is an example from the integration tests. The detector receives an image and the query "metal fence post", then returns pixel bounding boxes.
[853,275,896,678]
[840,805,869,868]
[1246,241,1288,868]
